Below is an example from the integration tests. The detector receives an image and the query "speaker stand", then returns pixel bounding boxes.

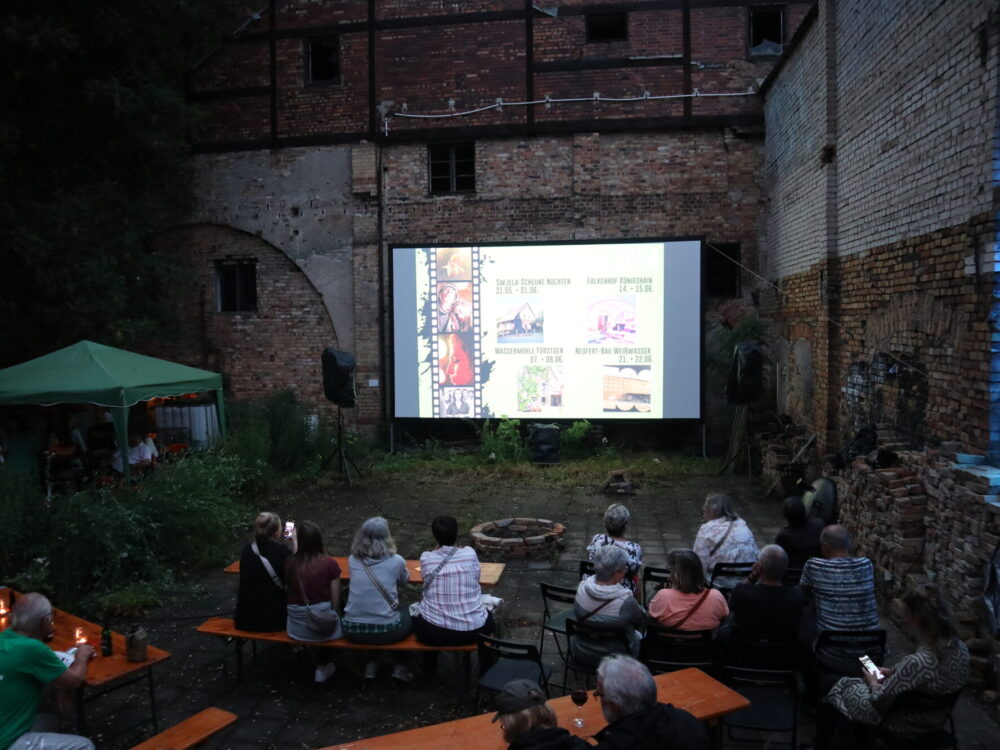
[322,407,359,487]
[718,404,755,484]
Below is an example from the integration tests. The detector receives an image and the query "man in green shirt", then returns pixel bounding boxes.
[0,593,95,750]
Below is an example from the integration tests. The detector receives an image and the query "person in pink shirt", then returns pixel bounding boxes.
[648,549,729,631]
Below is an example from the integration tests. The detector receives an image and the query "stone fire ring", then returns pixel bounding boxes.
[470,518,566,556]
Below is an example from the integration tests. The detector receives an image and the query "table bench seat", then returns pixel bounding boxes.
[130,707,236,750]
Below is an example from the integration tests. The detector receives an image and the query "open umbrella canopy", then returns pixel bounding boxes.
[0,340,222,407]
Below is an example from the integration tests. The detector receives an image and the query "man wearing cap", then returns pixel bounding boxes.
[593,655,709,750]
[0,593,96,750]
[493,679,590,750]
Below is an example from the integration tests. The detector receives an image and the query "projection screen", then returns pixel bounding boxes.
[391,240,702,420]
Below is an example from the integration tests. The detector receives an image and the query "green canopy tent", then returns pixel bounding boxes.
[0,340,226,481]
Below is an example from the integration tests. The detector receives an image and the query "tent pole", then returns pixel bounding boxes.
[111,406,130,484]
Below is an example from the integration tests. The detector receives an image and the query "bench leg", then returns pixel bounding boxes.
[148,668,159,733]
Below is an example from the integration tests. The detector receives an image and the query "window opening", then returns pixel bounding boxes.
[749,7,784,57]
[706,243,742,298]
[429,143,476,194]
[307,37,339,83]
[586,12,628,43]
[215,259,258,312]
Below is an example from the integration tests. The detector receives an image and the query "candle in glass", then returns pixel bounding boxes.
[74,627,87,645]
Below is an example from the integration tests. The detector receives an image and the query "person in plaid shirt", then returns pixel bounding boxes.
[412,515,494,648]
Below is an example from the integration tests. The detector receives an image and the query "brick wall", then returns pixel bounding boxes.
[150,224,339,422]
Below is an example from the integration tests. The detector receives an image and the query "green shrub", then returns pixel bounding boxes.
[560,420,593,459]
[227,390,332,477]
[480,417,526,462]
[0,471,51,584]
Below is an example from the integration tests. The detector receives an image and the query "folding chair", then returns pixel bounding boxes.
[723,625,799,671]
[710,562,756,597]
[641,566,671,607]
[578,560,595,580]
[563,618,631,690]
[476,634,552,706]
[720,666,798,748]
[782,566,804,587]
[539,582,576,661]
[869,689,960,750]
[815,628,887,681]
[640,623,716,676]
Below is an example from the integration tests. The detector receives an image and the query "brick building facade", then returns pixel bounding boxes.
[160,0,810,430]
[759,0,1000,689]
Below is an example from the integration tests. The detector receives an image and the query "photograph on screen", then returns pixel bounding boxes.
[602,366,652,413]
[440,387,474,417]
[518,365,564,413]
[438,333,475,387]
[586,296,637,345]
[496,295,543,343]
[436,282,473,333]
[436,247,473,281]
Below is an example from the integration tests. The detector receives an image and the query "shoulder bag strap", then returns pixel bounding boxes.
[669,588,712,630]
[421,546,458,594]
[710,519,736,556]
[251,542,285,590]
[361,559,399,612]
[578,597,615,623]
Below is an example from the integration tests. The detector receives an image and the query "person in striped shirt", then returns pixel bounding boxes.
[800,525,879,636]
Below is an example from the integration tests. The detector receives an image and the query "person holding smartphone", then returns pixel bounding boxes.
[819,586,969,747]
[234,512,293,632]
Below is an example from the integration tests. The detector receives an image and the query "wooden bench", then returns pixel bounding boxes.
[131,707,236,750]
[197,618,475,687]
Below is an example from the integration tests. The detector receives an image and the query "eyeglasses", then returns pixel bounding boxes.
[593,688,603,699]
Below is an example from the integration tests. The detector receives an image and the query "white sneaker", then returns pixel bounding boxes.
[364,659,380,680]
[314,663,336,683]
[391,664,413,683]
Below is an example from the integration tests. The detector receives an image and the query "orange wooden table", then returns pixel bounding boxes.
[319,667,749,749]
[224,557,506,586]
[0,589,171,733]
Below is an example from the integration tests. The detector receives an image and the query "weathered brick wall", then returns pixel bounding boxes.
[150,224,339,423]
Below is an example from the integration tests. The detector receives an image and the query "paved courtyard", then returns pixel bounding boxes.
[78,467,999,749]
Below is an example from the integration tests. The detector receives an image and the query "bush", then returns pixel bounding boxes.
[480,417,527,462]
[0,471,51,584]
[560,420,593,460]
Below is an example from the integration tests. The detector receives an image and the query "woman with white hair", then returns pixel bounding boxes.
[692,493,759,589]
[342,516,413,682]
[586,503,642,594]
[572,545,646,668]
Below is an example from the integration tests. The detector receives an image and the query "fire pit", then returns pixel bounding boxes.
[470,518,566,558]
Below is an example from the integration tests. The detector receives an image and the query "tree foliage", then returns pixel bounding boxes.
[0,1,214,365]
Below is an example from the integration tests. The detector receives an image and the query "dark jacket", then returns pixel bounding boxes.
[593,703,709,750]
[775,518,824,568]
[234,539,291,632]
[508,726,591,750]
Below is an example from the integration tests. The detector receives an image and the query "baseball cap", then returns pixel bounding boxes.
[491,679,546,722]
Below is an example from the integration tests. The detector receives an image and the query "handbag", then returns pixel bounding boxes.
[251,542,285,590]
[409,547,458,617]
[298,574,342,638]
[360,559,399,612]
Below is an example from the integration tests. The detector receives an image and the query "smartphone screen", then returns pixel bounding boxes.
[859,655,884,681]
[283,521,295,540]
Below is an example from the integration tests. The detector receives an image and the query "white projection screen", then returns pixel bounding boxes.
[391,240,702,420]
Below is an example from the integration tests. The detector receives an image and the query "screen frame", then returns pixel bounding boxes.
[386,236,706,426]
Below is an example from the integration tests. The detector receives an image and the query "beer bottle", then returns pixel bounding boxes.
[101,623,113,656]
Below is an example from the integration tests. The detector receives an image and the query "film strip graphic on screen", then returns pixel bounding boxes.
[428,246,482,418]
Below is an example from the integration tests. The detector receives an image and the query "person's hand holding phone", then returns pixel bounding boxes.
[859,655,885,687]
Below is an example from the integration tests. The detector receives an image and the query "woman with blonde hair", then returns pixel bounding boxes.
[493,679,589,750]
[234,511,291,632]
[648,549,729,631]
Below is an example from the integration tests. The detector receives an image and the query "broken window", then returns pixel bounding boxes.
[749,6,784,57]
[586,12,628,43]
[429,143,476,194]
[706,243,742,298]
[215,259,258,312]
[307,37,339,83]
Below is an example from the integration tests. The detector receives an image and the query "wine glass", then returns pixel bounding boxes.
[570,688,588,727]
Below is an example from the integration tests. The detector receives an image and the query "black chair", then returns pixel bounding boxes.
[710,562,756,596]
[641,565,671,607]
[476,634,552,706]
[782,566,804,587]
[869,690,960,750]
[640,623,716,675]
[539,582,576,661]
[563,618,631,689]
[815,629,887,680]
[578,560,595,580]
[724,625,799,671]
[720,666,798,748]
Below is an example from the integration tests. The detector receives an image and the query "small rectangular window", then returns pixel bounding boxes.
[307,37,339,83]
[586,12,629,43]
[215,260,258,312]
[705,243,741,298]
[749,7,784,57]
[428,143,476,194]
